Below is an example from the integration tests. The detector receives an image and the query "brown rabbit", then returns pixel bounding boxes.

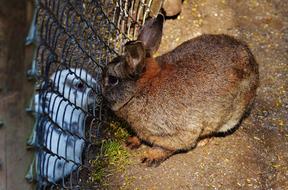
[102,14,259,166]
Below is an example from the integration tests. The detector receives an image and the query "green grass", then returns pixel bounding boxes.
[103,139,130,171]
[89,157,106,183]
[109,121,130,141]
[88,121,131,185]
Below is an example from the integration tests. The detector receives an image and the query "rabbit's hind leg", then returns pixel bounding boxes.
[141,128,202,166]
[147,127,202,151]
[126,136,141,149]
[141,146,173,167]
[218,93,250,133]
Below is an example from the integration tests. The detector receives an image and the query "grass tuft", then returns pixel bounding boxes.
[88,121,131,185]
[103,139,130,171]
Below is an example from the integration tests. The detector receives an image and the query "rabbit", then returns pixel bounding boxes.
[33,68,98,182]
[137,13,164,56]
[39,119,85,163]
[34,92,86,137]
[36,119,85,183]
[34,68,99,137]
[101,14,259,166]
[162,0,183,17]
[37,151,79,184]
[49,68,98,111]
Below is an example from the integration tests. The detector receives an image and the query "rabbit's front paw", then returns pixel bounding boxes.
[141,147,173,167]
[126,136,141,149]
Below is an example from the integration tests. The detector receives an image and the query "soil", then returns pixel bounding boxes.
[105,0,288,189]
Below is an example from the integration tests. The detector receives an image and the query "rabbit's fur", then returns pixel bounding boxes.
[102,15,259,166]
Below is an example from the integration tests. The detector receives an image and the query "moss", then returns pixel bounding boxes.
[88,121,131,185]
[89,157,106,183]
[103,139,130,171]
[109,121,130,141]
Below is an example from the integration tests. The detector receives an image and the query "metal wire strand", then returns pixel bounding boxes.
[30,0,158,188]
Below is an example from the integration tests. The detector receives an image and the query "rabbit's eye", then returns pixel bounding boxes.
[108,75,119,86]
[75,81,86,91]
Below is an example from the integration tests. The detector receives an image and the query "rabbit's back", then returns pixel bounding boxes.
[117,34,258,143]
[157,34,258,77]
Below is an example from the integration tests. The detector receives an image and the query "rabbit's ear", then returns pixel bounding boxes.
[124,41,146,76]
[137,13,165,55]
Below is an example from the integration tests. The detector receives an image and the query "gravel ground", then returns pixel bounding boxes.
[106,0,288,189]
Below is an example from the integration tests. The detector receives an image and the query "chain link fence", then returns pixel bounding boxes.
[25,0,162,189]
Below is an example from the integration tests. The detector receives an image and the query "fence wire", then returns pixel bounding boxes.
[25,0,162,189]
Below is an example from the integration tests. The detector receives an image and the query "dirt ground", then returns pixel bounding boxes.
[106,0,288,189]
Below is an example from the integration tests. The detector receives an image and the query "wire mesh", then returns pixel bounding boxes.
[26,0,162,189]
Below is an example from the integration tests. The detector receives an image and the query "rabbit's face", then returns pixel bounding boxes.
[102,14,164,111]
[50,68,98,110]
[102,41,146,111]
